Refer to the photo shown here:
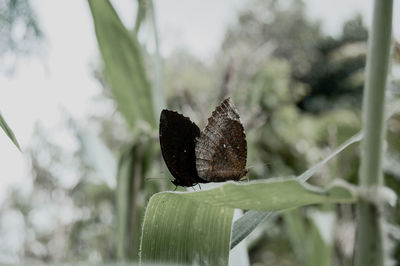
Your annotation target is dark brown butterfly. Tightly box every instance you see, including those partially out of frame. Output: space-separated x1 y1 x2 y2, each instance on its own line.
159 98 247 187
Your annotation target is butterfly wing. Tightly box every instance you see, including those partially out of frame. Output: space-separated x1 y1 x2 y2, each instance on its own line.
159 110 205 187
195 98 247 182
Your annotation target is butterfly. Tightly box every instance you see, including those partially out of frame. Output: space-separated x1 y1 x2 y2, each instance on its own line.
159 98 247 187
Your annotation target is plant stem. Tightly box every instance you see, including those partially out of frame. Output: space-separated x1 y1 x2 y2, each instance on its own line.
134 0 146 36
148 0 166 120
355 1 393 266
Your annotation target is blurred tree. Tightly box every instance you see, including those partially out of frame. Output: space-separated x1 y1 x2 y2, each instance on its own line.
296 15 367 113
222 0 367 114
0 0 43 72
3 124 117 262
163 49 223 125
223 0 320 78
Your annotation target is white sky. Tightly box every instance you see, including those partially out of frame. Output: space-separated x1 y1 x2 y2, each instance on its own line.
0 0 399 201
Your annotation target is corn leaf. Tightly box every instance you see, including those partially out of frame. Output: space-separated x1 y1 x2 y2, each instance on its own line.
140 178 356 265
88 0 156 129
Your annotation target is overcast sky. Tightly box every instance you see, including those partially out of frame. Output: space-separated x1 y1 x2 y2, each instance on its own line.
0 0 399 201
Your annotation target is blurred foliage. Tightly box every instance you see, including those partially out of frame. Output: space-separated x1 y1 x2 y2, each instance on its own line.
0 0 43 72
296 16 367 113
1 0 399 264
222 0 367 114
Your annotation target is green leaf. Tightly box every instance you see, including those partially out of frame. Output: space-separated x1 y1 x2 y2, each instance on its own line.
179 179 355 210
231 131 363 249
230 211 276 249
0 112 21 151
140 192 234 265
140 178 356 265
88 0 156 129
133 0 147 35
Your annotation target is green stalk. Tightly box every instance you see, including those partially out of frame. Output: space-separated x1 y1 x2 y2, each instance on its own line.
134 0 146 36
355 1 393 266
148 0 166 118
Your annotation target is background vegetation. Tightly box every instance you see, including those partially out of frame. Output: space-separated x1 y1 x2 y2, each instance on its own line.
0 0 399 265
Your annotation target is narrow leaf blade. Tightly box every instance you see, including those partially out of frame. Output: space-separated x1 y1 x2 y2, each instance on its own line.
230 211 276 249
88 0 156 129
0 112 21 151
